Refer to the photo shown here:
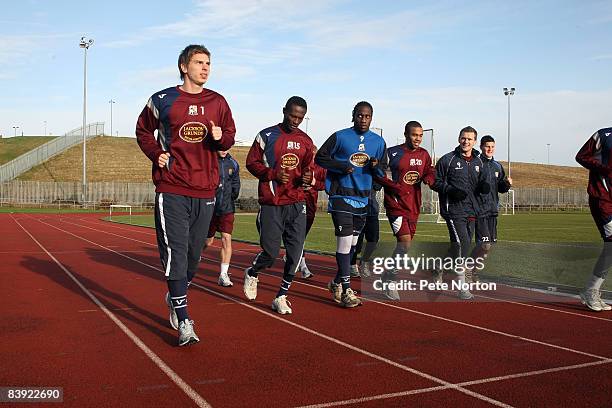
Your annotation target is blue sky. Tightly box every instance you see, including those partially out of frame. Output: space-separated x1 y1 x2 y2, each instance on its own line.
1 0 611 166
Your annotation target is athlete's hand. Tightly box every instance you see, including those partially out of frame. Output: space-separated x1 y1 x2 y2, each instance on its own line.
506 177 513 186
210 120 222 141
369 158 380 169
276 167 290 184
302 169 313 186
158 152 170 168
476 180 491 194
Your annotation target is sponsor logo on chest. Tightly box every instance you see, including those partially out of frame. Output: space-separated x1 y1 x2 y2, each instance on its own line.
409 158 423 166
403 171 420 185
350 152 370 167
179 122 208 143
280 153 299 169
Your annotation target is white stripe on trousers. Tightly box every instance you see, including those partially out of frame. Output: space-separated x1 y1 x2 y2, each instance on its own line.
158 193 172 277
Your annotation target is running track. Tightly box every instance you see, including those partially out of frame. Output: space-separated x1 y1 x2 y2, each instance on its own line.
1 213 611 407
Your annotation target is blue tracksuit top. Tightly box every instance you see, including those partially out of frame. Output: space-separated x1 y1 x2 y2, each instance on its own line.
315 127 386 208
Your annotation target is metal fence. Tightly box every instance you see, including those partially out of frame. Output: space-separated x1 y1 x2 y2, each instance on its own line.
0 122 104 183
0 179 589 211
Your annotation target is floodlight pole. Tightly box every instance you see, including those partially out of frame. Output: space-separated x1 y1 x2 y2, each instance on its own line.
304 117 310 134
546 143 550 165
80 36 94 204
503 87 515 177
109 99 115 137
12 126 19 137
44 121 47 136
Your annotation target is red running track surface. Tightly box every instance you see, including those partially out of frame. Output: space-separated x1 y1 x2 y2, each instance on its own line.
0 213 610 407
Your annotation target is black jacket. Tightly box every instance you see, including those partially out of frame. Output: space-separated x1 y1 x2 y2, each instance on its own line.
432 146 490 219
215 154 240 215
478 156 511 217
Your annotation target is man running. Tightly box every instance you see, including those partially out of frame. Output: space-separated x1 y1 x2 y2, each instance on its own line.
432 126 489 300
315 101 386 308
136 44 236 346
376 121 435 300
243 96 315 314
576 127 612 312
204 150 240 287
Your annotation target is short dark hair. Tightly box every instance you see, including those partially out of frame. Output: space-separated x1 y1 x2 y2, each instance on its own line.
352 101 373 120
480 135 495 146
404 121 423 134
285 96 307 111
178 44 211 80
459 126 478 138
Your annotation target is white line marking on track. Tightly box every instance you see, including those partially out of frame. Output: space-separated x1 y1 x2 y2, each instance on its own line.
34 216 514 408
78 217 612 322
55 216 612 357
292 359 612 408
11 215 212 408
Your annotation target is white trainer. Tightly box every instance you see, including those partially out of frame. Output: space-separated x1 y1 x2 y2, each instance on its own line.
178 319 200 346
340 288 362 308
597 291 612 311
272 295 293 314
580 289 603 312
218 272 233 287
359 261 372 278
458 290 474 300
243 268 259 300
327 280 342 303
301 266 314 279
384 281 401 301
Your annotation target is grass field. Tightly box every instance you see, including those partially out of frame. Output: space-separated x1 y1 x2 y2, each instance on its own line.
108 211 609 291
0 136 56 165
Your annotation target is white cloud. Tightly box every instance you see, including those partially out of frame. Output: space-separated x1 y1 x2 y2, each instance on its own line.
592 54 612 60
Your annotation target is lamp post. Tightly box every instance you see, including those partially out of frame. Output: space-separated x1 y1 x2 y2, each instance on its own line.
503 87 515 177
109 99 115 137
44 121 47 136
80 36 94 203
12 126 19 137
371 127 383 136
303 117 310 134
547 143 551 165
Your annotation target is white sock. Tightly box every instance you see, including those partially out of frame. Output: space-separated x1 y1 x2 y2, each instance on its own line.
300 257 307 270
586 274 605 291
220 263 229 275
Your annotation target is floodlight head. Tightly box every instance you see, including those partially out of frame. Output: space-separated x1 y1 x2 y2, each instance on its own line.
79 37 94 49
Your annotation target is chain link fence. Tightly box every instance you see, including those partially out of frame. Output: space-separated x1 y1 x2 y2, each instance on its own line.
0 179 588 212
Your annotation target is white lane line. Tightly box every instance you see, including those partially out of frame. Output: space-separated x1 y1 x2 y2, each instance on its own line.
35 217 514 408
214 256 612 361
53 216 612 359
293 359 612 408
11 216 212 408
